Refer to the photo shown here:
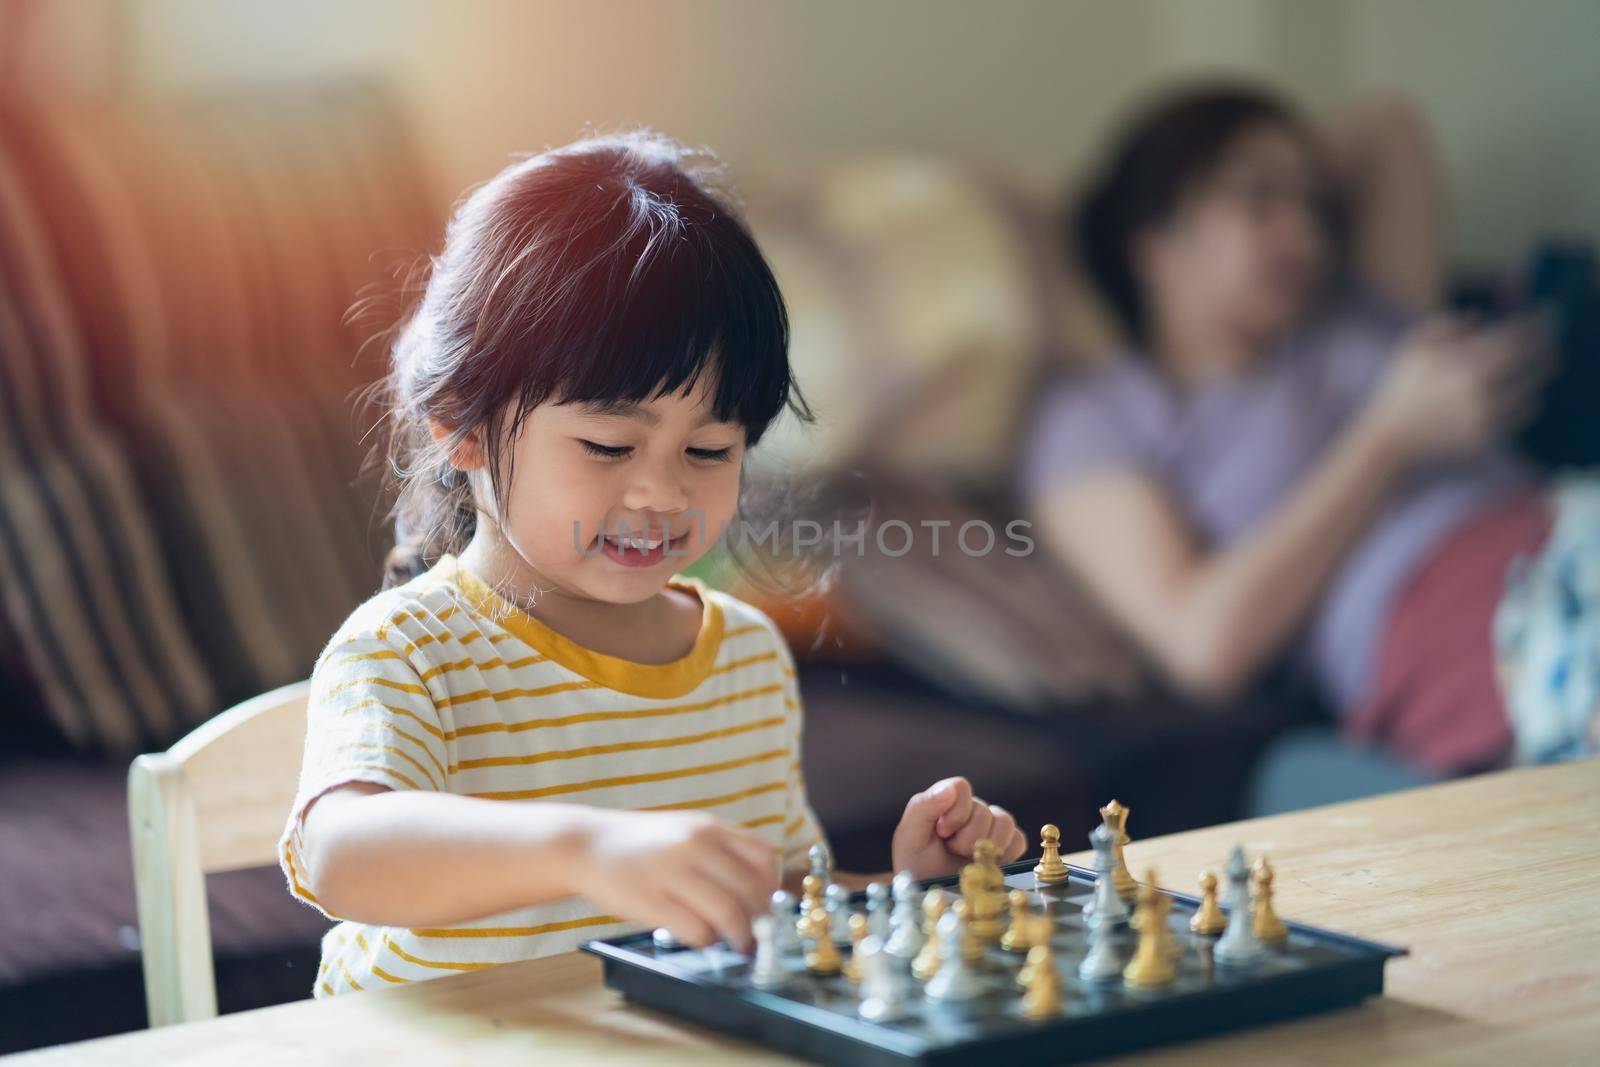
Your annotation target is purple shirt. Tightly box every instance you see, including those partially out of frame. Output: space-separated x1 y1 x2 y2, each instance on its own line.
1019 291 1532 712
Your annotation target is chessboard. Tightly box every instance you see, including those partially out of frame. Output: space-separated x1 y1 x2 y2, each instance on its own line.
584 824 1406 1067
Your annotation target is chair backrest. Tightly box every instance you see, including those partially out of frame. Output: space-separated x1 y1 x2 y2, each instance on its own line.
127 679 310 1027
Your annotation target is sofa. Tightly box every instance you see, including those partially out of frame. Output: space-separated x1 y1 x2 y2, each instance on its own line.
0 87 1319 1054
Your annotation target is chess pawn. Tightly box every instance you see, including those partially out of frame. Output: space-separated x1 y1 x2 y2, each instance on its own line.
1000 889 1034 953
1251 856 1288 942
803 905 843 976
911 891 949 981
843 913 869 983
1190 871 1226 936
770 890 801 953
1122 873 1177 989
1214 845 1265 967
856 934 911 1023
951 898 985 964
1076 905 1123 983
924 906 985 1002
865 881 891 940
1083 822 1130 929
884 874 925 961
1015 914 1055 988
749 915 790 990
1100 799 1138 901
825 882 853 945
1033 823 1069 886
1019 932 1064 1019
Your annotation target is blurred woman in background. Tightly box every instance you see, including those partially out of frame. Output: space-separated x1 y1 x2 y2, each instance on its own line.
1022 85 1593 802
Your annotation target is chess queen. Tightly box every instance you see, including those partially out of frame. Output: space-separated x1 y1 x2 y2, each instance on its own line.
279 129 1029 1000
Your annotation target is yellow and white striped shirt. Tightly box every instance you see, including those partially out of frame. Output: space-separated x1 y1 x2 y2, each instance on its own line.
277 552 825 998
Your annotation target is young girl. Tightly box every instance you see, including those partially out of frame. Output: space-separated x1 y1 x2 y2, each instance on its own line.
278 130 1026 998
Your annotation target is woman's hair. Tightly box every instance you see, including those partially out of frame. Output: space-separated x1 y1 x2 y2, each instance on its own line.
1072 82 1328 344
370 128 811 589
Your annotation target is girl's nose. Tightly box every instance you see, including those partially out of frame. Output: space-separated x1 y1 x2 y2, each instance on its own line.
622 460 689 515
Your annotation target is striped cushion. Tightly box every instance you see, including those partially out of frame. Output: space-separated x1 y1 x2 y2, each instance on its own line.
0 89 436 755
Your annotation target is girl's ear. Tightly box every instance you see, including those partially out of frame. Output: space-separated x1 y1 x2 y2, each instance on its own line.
428 418 487 472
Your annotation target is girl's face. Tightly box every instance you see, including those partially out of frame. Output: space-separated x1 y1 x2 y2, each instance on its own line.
477 373 746 605
1137 122 1329 366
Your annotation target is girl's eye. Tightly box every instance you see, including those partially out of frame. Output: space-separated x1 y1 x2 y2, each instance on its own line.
687 446 734 462
579 440 631 459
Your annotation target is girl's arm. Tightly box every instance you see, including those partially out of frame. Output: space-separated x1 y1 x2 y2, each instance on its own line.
1034 316 1546 704
301 781 778 952
1326 95 1444 315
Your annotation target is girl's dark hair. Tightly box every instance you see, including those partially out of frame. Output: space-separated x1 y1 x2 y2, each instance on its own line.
371 129 811 589
1072 83 1325 343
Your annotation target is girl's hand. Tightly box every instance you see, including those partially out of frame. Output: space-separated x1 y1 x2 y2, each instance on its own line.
1367 311 1554 465
889 776 1026 879
565 808 779 952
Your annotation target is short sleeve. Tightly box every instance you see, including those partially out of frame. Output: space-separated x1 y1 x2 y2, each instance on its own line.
1016 366 1162 505
277 633 450 920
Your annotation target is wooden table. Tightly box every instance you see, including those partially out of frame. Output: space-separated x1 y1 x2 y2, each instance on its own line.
10 759 1599 1066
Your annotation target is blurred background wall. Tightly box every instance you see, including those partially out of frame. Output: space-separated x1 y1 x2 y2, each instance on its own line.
18 0 1589 275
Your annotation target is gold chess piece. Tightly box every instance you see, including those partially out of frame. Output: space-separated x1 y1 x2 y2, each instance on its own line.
961 842 1007 943
911 891 949 981
1015 914 1054 989
1190 870 1226 936
843 912 868 983
1033 823 1069 886
1251 856 1288 942
1020 926 1064 1019
803 905 842 975
798 874 824 939
951 898 985 964
1101 800 1138 901
1123 870 1177 989
1000 889 1034 952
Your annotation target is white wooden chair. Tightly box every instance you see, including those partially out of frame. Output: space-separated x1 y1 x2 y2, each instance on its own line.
127 679 311 1027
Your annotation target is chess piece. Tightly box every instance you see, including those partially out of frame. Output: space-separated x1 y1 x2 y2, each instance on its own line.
866 881 891 940
844 913 869 983
803 905 842 975
798 874 824 941
770 890 801 952
856 935 911 1022
1019 928 1064 1019
911 891 949 981
826 882 853 945
808 842 833 883
1190 871 1226 936
1015 914 1054 988
1082 823 1130 929
652 927 684 951
1101 800 1138 901
951 898 985 964
749 915 790 990
1000 889 1034 952
885 873 925 961
1251 856 1288 942
1214 846 1265 967
1123 872 1177 989
959 860 1006 946
1033 823 1069 886
924 906 985 1002
1076 901 1123 983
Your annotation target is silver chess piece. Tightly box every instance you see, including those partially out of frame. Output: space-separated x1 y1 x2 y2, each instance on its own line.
884 872 925 961
652 927 684 951
769 890 800 953
825 882 854 945
865 881 891 940
808 842 833 883
1213 845 1265 967
749 915 790 990
856 934 911 1022
1076 905 1124 982
924 907 985 1002
1083 822 1130 929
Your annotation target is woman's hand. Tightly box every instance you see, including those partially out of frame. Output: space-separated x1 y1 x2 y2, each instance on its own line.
889 776 1026 879
1367 311 1554 464
565 808 779 952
